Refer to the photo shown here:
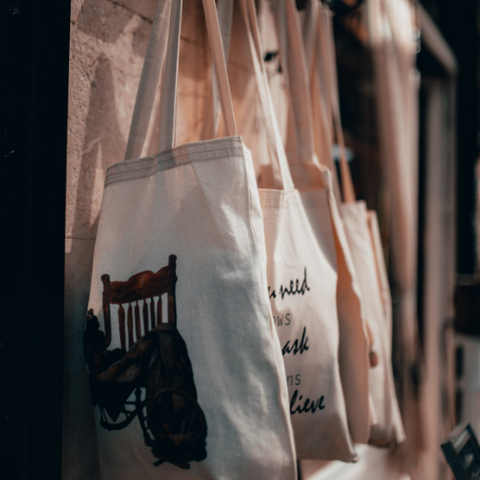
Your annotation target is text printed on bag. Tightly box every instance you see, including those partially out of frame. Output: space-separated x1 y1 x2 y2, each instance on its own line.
269 267 326 415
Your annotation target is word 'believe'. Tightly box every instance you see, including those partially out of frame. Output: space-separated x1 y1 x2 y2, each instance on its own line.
290 389 325 415
268 268 310 300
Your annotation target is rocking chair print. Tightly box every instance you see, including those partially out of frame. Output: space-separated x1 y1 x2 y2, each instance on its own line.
100 254 178 350
84 254 208 469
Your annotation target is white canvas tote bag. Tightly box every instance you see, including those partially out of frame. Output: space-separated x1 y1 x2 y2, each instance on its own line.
239 0 357 461
283 0 372 446
83 0 297 478
318 5 406 447
340 202 406 447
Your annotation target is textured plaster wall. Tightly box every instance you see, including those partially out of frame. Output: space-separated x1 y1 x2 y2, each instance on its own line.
64 1 210 478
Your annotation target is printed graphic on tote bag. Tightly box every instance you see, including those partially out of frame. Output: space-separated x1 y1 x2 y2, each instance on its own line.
83 255 207 470
269 267 327 415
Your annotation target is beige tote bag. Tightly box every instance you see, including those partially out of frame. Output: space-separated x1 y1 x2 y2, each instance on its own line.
240 0 357 461
318 5 406 447
83 0 297 478
288 0 372 446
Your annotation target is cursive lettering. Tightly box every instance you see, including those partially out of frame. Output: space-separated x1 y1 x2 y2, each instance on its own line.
290 389 325 415
268 267 310 300
282 327 309 355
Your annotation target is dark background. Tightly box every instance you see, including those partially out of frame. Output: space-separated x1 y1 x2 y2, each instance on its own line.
0 1 70 479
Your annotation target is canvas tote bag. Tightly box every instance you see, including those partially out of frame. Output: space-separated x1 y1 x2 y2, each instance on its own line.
83 0 298 478
238 0 357 461
318 5 406 447
278 0 372 446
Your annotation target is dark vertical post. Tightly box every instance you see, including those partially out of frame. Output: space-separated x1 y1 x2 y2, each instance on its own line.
0 1 70 479
437 0 479 274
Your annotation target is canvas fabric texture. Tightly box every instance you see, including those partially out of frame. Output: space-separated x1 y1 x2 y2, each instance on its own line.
310 3 405 448
240 0 357 461
84 0 297 478
289 0 372 445
340 203 406 447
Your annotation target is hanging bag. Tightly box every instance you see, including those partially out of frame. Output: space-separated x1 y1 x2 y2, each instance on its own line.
281 0 372 446
318 5 406 448
83 0 297 478
239 0 357 461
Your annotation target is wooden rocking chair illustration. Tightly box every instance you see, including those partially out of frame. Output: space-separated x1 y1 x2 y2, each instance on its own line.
84 254 208 469
101 254 178 350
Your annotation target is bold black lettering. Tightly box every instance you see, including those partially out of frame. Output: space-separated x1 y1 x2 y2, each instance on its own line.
270 268 311 301
300 267 310 295
282 327 309 356
290 390 299 414
290 389 326 415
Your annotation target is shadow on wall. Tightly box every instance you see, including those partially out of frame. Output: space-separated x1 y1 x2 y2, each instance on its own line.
72 53 126 240
64 52 127 480
77 0 156 56
78 0 135 43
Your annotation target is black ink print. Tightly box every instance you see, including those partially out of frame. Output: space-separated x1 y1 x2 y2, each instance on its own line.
84 255 207 470
290 389 326 415
269 268 310 300
286 374 302 386
282 327 309 356
274 313 291 327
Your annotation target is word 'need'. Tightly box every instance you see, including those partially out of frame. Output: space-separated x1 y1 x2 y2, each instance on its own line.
268 267 310 300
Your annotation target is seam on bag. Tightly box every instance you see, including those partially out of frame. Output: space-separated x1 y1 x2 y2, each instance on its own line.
105 143 246 186
300 189 329 208
258 189 305 209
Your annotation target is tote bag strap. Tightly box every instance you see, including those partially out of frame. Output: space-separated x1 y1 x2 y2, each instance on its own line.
124 0 172 160
190 0 293 190
240 0 294 190
125 0 237 159
301 0 318 84
273 0 317 168
159 0 237 151
200 0 234 141
319 5 356 204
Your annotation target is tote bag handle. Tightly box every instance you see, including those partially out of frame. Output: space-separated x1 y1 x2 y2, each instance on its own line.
206 0 294 190
160 0 237 151
124 0 172 160
241 0 295 190
273 0 318 168
200 0 234 141
125 0 237 160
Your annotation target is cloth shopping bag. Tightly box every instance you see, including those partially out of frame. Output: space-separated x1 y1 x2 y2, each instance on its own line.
281 0 372 445
238 0 357 461
340 203 405 447
83 1 297 478
317 4 406 447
